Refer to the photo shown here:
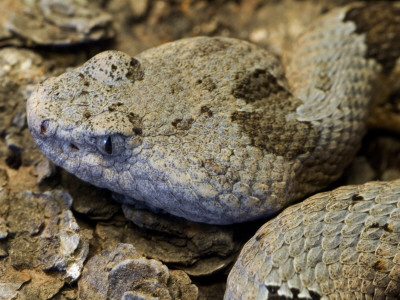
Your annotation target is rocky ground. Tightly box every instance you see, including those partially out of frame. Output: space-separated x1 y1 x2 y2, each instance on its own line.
0 0 399 299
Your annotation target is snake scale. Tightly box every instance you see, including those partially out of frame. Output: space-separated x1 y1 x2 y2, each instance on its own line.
26 1 400 299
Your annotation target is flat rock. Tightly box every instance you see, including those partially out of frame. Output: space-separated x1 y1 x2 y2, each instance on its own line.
0 188 88 298
6 0 114 46
122 205 239 276
78 243 198 300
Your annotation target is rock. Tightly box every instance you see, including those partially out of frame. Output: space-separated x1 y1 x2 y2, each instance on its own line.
197 282 226 300
0 169 8 187
368 59 400 134
122 206 235 258
11 109 26 130
0 189 88 299
78 243 198 300
51 287 78 300
60 171 120 220
0 0 23 48
93 205 241 276
6 0 114 46
0 217 7 239
34 158 57 184
5 131 24 152
18 269 66 299
0 263 31 300
0 47 48 85
6 128 44 170
0 78 23 136
2 190 88 283
381 169 400 181
0 242 7 258
361 133 400 180
344 156 376 185
129 0 149 18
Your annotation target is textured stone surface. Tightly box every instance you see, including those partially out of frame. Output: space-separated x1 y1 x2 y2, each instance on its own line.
6 0 114 46
61 171 120 220
94 208 240 277
78 243 198 300
0 48 47 135
0 189 88 299
122 206 240 276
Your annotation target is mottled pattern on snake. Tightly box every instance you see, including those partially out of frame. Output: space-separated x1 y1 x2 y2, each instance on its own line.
225 179 400 300
27 2 400 225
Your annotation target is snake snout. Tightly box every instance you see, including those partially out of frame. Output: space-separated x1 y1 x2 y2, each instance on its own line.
27 105 58 139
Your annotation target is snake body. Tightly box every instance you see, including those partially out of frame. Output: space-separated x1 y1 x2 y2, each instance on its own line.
224 4 400 298
27 2 400 225
225 179 400 299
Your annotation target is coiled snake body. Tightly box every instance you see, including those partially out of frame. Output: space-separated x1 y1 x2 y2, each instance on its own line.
226 179 400 299
27 2 400 298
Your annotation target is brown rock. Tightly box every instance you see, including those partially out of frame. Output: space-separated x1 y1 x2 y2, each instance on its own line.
78 243 198 300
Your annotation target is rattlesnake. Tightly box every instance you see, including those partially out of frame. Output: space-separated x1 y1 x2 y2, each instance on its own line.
26 1 400 298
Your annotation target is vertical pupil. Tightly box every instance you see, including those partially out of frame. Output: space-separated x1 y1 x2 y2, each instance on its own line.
104 136 112 154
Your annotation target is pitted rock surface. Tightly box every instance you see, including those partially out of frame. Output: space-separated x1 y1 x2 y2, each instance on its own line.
78 243 198 300
27 2 400 224
0 189 88 299
0 47 66 171
0 48 49 136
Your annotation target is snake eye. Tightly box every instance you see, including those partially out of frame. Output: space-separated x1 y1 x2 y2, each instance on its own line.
104 136 112 154
96 135 125 156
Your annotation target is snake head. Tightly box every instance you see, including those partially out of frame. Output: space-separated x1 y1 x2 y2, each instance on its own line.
27 50 145 188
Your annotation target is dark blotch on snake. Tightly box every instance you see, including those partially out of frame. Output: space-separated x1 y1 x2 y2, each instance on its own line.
266 286 321 300
200 105 213 117
231 109 318 160
344 3 400 74
373 258 386 272
126 58 144 82
232 69 286 103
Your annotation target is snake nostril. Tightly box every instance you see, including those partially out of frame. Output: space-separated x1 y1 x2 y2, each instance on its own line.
70 143 79 151
40 121 48 134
